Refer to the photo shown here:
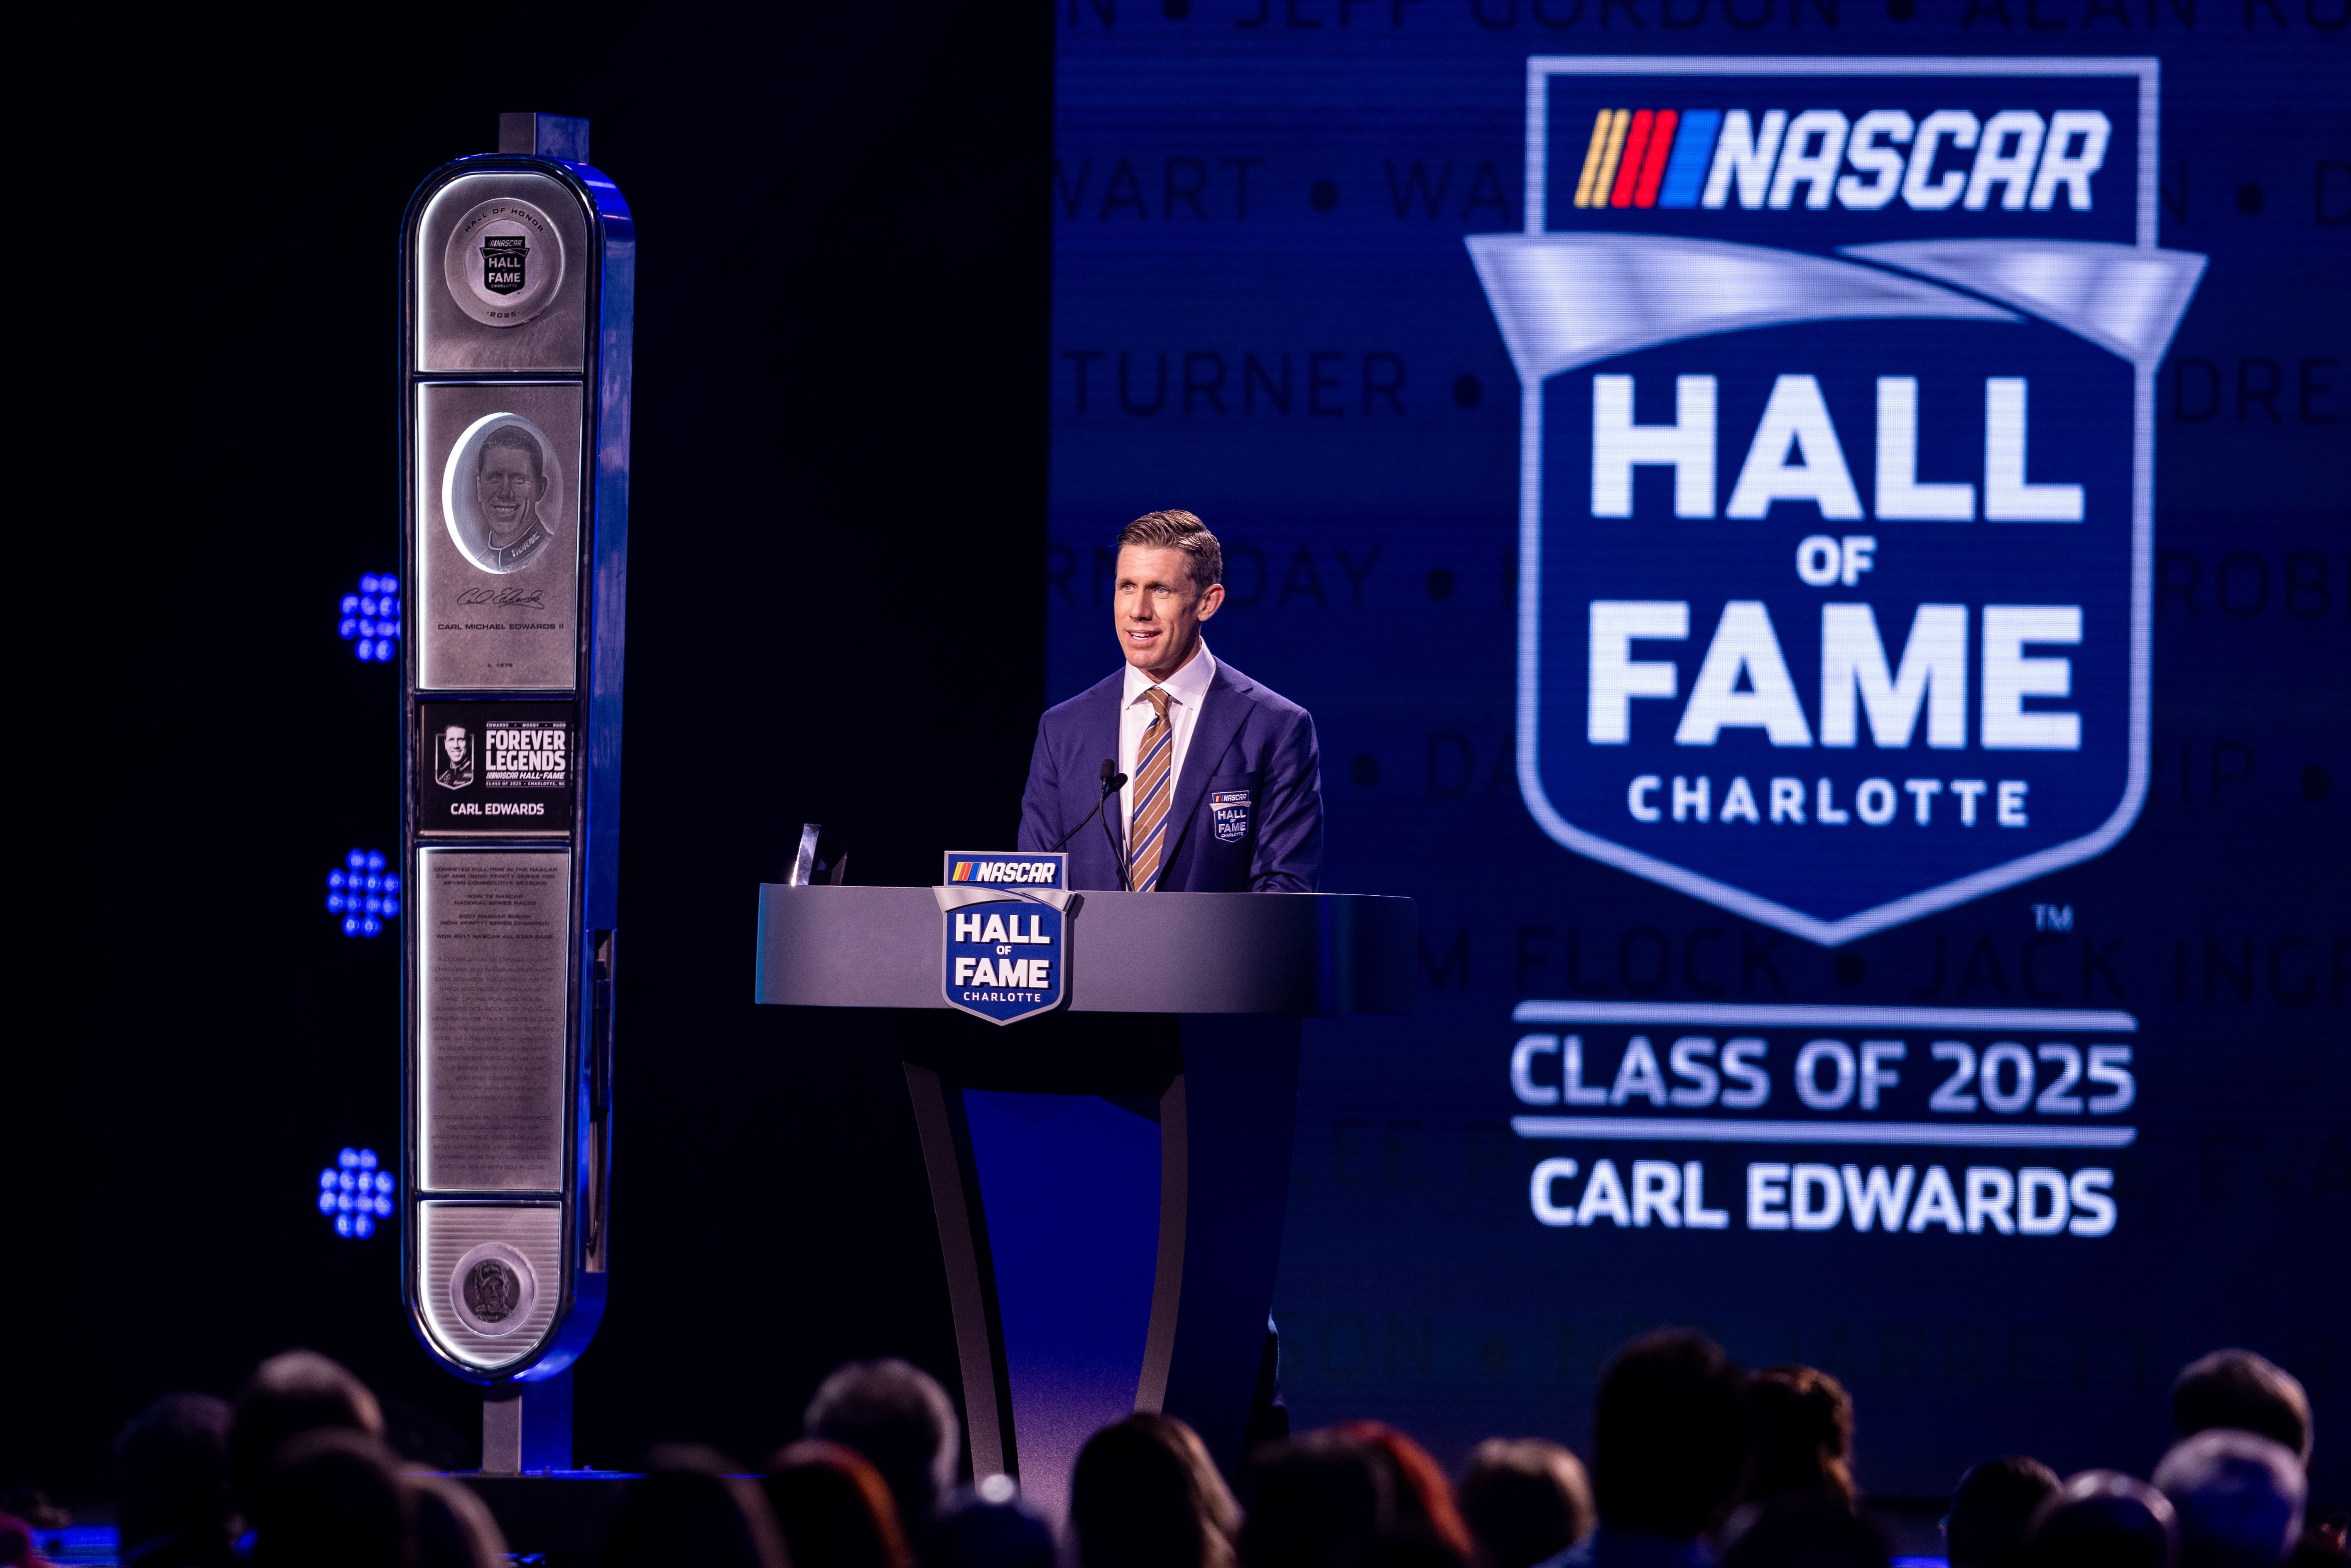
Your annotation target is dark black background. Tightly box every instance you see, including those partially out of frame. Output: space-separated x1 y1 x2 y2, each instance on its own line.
11 0 1047 1500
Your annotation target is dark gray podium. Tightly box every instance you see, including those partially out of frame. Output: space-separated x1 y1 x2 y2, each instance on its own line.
755 885 1413 1521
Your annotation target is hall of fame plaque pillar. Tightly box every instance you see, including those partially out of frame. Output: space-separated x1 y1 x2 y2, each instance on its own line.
400 112 632 1472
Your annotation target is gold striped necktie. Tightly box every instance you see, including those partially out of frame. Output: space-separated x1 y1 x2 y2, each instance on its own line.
1128 686 1174 891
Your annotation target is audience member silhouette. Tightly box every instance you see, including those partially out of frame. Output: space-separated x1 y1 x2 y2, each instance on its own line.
227 1351 385 1519
113 1392 236 1568
248 1428 409 1568
2023 1472 2179 1568
1334 1422 1474 1568
924 1482 1055 1568
2172 1353 2314 1468
1557 1328 1749 1568
2153 1431 2306 1568
1239 1429 1394 1568
604 1445 787 1568
0 1510 55 1568
405 1473 508 1568
1459 1439 1593 1568
804 1360 960 1536
1745 1369 1857 1512
1945 1457 2062 1568
764 1439 912 1568
1071 1414 1242 1568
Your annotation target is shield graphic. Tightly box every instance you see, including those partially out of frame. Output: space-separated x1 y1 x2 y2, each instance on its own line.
1469 58 2204 947
481 234 530 296
939 851 1077 1025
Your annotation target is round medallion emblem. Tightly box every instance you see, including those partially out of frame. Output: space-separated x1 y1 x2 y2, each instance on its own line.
442 198 566 328
449 1242 537 1337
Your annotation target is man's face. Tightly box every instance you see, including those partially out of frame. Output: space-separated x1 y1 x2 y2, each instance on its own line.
476 445 543 540
444 727 468 766
1113 544 1223 682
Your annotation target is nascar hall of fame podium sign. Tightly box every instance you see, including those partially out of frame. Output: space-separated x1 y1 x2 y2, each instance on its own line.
936 853 1078 1025
1468 59 2206 947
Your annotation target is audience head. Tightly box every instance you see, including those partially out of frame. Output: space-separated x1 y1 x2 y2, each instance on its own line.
764 1439 912 1568
248 1427 410 1568
1334 1422 1475 1568
2172 1353 2313 1468
406 1474 508 1568
2153 1431 2306 1568
605 1445 787 1568
2024 1471 2179 1568
1072 1414 1242 1568
1947 1457 2063 1568
1458 1438 1593 1568
1590 1329 1750 1541
114 1392 235 1563
804 1359 960 1531
1720 1500 1890 1568
229 1351 385 1514
1748 1367 1857 1512
925 1480 1055 1568
1239 1429 1394 1568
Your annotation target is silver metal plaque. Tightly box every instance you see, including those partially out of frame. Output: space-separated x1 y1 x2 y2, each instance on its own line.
418 849 572 1192
414 173 589 372
417 1203 563 1371
417 382 581 691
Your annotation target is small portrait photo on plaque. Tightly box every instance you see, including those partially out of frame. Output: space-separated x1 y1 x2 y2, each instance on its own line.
433 723 476 790
441 414 564 575
442 196 567 328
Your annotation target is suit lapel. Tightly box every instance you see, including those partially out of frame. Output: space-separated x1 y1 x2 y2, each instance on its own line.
1084 674 1128 862
1155 661 1253 886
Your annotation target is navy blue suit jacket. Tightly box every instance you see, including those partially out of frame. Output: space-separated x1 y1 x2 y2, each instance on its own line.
1018 659 1323 892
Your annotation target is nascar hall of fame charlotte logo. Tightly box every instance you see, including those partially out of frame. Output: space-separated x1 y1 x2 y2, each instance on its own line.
1468 58 2206 947
937 852 1079 1025
443 197 566 328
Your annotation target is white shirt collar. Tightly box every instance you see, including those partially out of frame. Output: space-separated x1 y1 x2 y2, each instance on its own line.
1123 641 1216 709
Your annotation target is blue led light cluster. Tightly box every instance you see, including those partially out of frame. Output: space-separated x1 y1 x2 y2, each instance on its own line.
340 573 401 663
326 849 400 938
320 1147 395 1238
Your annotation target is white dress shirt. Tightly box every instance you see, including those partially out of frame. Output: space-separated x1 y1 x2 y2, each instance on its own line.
1120 642 1217 843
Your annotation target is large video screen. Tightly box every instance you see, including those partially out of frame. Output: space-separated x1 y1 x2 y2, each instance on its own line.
1051 14 2346 1499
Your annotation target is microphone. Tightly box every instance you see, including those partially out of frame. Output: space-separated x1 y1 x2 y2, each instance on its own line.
1047 759 1128 853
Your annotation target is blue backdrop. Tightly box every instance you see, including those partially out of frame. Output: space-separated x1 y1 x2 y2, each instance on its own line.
1051 5 2347 1503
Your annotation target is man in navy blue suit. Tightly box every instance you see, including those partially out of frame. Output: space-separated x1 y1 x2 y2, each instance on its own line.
1020 510 1323 892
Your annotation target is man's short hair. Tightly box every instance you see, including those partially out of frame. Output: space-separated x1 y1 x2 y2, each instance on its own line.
803 1358 959 1530
477 426 545 483
2172 1350 2313 1465
1589 1328 1750 1541
2153 1430 2306 1568
1117 510 1222 594
1946 1456 2062 1568
2022 1472 2178 1568
228 1350 384 1513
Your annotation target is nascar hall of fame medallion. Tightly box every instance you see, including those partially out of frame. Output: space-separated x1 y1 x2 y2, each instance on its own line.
417 703 576 835
1468 58 2205 947
1211 790 1253 845
936 852 1079 1026
449 1241 537 1338
442 413 563 576
442 197 566 328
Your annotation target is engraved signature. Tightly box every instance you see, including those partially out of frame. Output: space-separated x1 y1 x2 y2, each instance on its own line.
456 586 549 608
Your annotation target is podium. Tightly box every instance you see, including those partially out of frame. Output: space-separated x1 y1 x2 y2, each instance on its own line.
755 885 1413 1520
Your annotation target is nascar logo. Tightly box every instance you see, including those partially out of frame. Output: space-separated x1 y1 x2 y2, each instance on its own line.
948 859 1060 885
1568 106 2112 214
